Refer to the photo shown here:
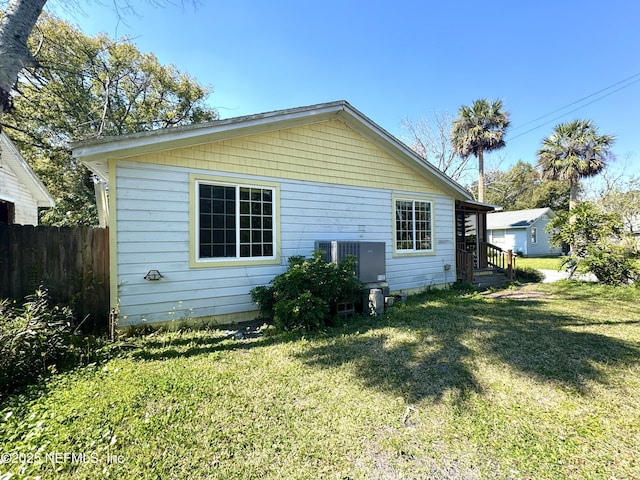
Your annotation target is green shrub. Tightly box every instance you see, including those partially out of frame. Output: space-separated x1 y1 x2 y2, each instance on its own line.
250 285 276 319
515 267 545 283
0 289 79 394
580 245 638 286
273 292 329 331
251 253 364 330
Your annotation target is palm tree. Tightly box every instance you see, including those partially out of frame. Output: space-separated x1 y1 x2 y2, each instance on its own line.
537 120 615 211
451 99 510 202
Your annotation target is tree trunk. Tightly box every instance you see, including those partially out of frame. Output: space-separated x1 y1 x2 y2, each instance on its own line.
0 0 48 118
568 179 578 211
477 149 485 203
569 179 578 254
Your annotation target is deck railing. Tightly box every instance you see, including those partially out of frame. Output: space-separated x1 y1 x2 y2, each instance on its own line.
485 242 515 280
456 249 475 284
456 243 515 283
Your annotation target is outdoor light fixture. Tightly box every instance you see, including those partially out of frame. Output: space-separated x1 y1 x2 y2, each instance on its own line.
144 269 163 281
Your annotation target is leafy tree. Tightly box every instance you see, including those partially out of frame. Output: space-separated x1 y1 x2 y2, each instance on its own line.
596 167 640 239
547 202 637 285
0 0 194 122
601 189 640 233
451 99 510 202
529 180 570 212
401 111 473 183
483 161 570 212
548 202 621 257
484 161 539 209
537 119 615 211
3 13 217 225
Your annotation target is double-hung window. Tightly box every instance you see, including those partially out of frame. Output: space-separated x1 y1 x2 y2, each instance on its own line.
197 181 276 260
394 197 433 253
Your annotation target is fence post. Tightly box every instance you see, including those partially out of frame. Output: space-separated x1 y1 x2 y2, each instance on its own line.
506 250 514 280
109 308 117 341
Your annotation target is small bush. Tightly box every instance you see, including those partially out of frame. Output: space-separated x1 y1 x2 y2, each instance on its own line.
515 267 545 283
251 253 364 330
250 285 276 319
274 292 329 331
0 289 80 394
581 245 638 286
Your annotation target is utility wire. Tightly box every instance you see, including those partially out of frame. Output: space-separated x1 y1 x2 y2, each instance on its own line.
508 73 640 142
510 71 640 132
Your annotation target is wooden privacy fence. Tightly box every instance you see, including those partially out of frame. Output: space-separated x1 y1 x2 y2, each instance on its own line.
0 224 109 331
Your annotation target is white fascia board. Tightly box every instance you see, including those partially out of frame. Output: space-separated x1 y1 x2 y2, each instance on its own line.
1 133 55 207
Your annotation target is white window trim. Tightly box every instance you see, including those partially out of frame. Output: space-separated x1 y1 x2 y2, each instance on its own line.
190 174 280 268
393 195 435 255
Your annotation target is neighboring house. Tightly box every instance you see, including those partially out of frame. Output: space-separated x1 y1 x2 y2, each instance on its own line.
73 101 489 327
486 207 562 257
0 132 55 225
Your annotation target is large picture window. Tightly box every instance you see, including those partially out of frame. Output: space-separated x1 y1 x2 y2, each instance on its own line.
395 198 433 252
198 182 275 259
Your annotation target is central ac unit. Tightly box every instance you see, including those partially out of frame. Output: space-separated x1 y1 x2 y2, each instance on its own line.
315 241 386 284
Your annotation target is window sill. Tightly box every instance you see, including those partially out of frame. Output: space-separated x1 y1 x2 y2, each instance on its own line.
190 256 281 268
392 250 435 258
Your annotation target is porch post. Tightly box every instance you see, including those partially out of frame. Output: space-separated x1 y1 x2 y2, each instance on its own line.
477 213 487 268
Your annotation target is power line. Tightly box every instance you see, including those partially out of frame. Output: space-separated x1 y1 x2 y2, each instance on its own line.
508 72 640 141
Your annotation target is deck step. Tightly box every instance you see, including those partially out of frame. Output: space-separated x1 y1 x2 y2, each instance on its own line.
472 271 511 289
474 268 498 276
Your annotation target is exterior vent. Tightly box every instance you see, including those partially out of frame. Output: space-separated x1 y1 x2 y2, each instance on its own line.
315 241 386 283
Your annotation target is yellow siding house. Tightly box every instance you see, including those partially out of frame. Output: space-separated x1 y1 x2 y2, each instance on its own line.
73 101 474 327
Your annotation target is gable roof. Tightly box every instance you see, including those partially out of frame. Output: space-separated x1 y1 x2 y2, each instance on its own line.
0 132 55 207
72 100 472 200
487 208 555 229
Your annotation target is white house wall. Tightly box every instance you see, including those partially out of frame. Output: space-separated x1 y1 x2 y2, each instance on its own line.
114 161 455 326
0 160 39 225
508 229 527 256
488 229 520 255
528 217 562 256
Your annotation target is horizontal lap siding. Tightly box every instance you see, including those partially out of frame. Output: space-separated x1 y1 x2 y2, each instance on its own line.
282 182 455 292
528 219 562 256
387 196 455 291
0 161 40 225
115 119 457 325
279 182 389 257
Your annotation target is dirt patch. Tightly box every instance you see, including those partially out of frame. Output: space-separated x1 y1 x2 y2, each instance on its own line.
483 286 551 302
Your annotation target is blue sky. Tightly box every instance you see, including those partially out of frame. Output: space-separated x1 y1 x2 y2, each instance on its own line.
54 0 640 180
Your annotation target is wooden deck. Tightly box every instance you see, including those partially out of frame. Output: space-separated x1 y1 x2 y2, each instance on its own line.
456 242 515 289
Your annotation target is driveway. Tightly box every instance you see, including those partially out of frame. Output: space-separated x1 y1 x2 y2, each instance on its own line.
539 269 597 283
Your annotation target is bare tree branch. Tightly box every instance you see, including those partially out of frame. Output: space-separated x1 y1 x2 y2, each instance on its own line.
401 111 473 183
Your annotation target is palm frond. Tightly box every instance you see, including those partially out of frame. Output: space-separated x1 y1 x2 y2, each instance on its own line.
537 119 615 182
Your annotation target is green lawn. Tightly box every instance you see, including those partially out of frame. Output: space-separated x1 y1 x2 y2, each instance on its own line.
515 255 566 271
2 282 640 479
